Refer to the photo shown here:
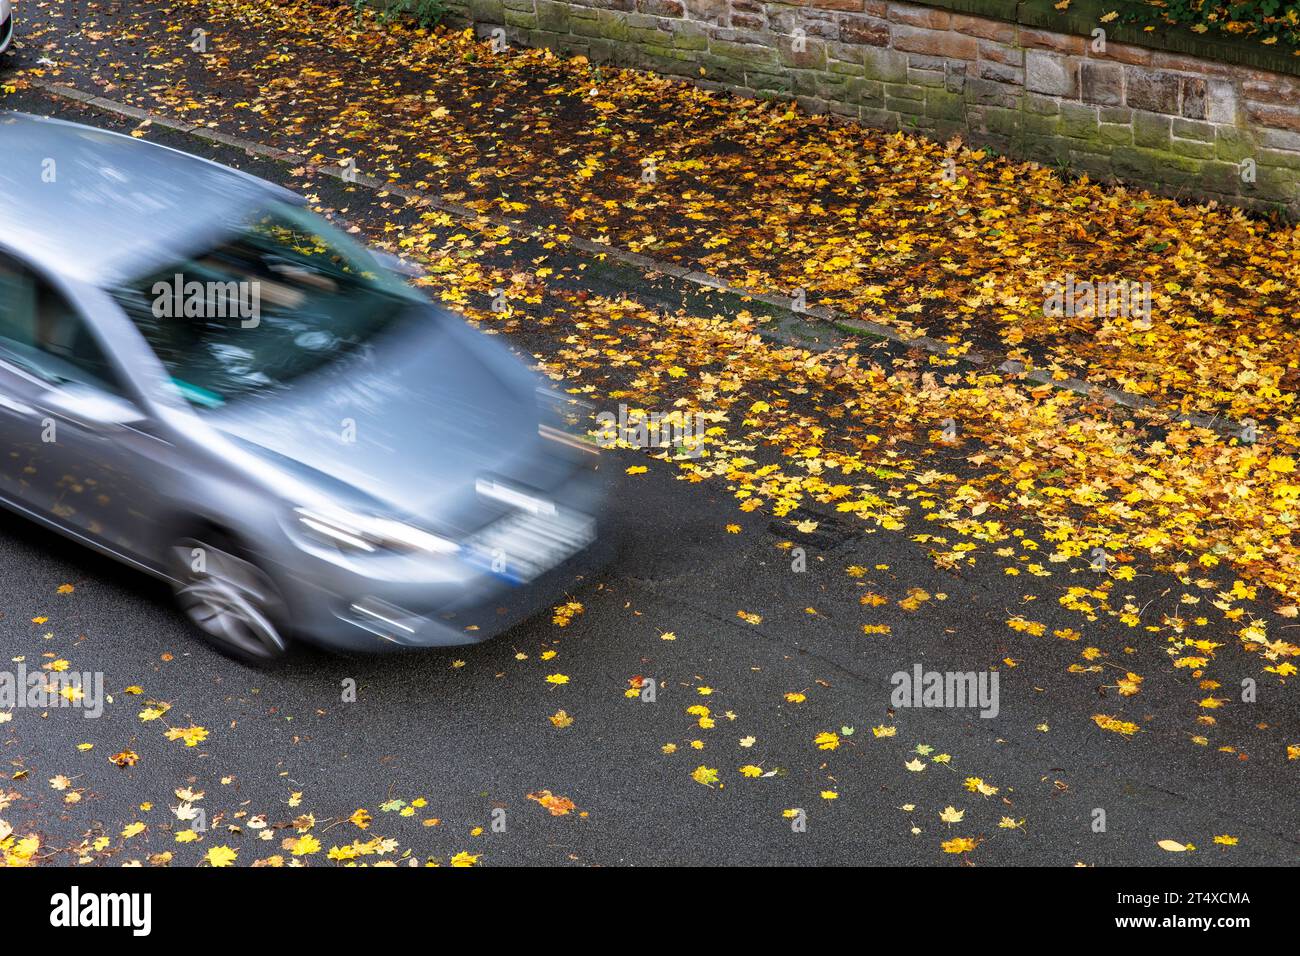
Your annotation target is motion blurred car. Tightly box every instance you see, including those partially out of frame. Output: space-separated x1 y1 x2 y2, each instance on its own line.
0 0 13 56
0 112 609 662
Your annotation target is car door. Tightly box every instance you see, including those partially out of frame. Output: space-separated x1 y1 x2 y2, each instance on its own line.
0 251 164 562
0 258 48 507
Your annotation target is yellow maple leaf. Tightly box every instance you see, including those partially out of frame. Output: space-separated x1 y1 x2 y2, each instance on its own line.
1116 672 1143 696
691 765 719 787
165 725 209 747
527 790 578 815
813 731 840 751
551 601 584 626
287 834 321 855
1092 714 1139 736
204 845 238 867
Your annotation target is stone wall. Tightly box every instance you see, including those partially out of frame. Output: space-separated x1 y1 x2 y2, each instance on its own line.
445 0 1300 217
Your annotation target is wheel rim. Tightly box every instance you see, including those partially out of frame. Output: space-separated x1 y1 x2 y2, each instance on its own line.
172 539 286 659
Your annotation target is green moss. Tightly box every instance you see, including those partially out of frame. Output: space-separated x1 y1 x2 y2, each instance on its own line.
1213 127 1254 163
1132 111 1171 150
1098 122 1134 146
1060 102 1098 139
925 89 966 121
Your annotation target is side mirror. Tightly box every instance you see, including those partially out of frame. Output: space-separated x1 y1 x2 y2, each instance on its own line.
43 384 145 429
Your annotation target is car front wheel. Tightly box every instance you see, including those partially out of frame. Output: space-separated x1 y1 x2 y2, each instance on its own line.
169 534 288 663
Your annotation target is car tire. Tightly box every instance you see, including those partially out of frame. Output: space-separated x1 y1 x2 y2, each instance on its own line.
168 531 290 664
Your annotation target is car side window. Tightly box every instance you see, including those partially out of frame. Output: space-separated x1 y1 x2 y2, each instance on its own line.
0 255 127 396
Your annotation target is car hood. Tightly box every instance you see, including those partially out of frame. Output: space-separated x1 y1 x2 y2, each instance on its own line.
208 308 567 534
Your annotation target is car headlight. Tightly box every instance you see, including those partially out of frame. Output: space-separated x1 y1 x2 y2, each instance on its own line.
293 507 459 555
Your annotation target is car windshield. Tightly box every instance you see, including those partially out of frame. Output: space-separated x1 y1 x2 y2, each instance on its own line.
111 201 421 409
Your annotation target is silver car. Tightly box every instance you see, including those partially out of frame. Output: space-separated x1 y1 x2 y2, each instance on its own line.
0 112 609 662
0 0 12 56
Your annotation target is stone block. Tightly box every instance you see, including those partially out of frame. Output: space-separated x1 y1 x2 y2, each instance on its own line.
1018 28 1085 55
837 14 889 47
1132 110 1171 150
891 24 976 60
1060 101 1098 138
887 3 949 29
1079 60 1123 106
1025 50 1075 97
1171 136 1215 160
1126 68 1180 114
862 45 907 82
1214 126 1254 163
1172 118 1214 142
1098 122 1133 146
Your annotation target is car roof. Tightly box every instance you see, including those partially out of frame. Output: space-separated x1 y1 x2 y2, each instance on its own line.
0 112 303 285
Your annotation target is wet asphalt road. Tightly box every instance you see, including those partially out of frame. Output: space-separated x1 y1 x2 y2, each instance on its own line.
0 86 1296 868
